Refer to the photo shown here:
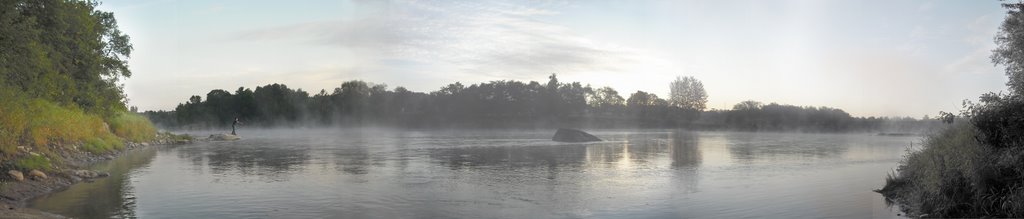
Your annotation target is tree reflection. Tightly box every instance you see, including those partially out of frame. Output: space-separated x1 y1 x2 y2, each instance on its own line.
724 132 850 163
30 147 159 218
175 142 312 181
332 147 373 175
430 145 588 169
671 131 702 168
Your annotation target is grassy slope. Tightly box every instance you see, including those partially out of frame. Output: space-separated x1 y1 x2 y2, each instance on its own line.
0 88 157 171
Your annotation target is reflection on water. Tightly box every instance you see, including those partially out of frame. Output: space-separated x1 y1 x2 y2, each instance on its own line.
31 129 914 218
30 146 158 219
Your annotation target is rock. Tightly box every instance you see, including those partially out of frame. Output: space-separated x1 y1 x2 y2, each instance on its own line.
552 128 602 142
69 169 110 179
28 169 47 180
8 170 24 181
70 170 98 178
141 142 150 146
208 134 241 141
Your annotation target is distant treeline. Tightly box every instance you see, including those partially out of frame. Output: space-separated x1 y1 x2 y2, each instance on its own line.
143 74 939 132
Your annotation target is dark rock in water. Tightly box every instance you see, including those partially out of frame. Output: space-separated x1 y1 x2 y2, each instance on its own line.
552 128 602 142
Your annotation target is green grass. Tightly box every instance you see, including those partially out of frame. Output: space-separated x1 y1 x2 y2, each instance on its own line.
163 132 194 142
109 112 157 143
81 135 125 154
1 88 157 158
13 154 51 171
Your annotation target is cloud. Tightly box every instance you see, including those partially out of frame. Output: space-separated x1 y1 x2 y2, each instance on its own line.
226 0 665 81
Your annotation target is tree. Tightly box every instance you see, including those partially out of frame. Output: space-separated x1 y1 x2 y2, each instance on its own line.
732 100 762 111
669 76 708 111
589 86 625 108
993 2 1024 96
0 0 133 117
627 91 661 107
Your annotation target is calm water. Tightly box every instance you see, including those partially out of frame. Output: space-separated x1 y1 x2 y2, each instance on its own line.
31 129 915 218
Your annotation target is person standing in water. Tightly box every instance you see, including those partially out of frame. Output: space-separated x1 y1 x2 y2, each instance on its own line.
232 117 242 135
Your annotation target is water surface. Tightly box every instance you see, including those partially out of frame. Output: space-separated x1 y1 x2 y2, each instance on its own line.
31 129 913 218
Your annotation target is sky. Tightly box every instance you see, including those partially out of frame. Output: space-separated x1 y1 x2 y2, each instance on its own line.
100 0 1010 117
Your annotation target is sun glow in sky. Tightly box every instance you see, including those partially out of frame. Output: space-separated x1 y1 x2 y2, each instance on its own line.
103 0 1009 117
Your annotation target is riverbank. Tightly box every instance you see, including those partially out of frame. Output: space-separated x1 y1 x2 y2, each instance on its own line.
878 102 1024 217
0 132 192 218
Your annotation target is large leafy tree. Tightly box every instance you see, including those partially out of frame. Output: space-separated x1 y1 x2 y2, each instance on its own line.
0 0 133 116
993 2 1024 96
668 76 708 111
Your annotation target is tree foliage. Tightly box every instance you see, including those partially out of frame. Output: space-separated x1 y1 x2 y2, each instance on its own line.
669 76 708 111
993 2 1024 96
0 1 152 159
148 75 932 132
0 0 133 117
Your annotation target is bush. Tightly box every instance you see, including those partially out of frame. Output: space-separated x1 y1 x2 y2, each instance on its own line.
970 93 1024 149
109 112 157 142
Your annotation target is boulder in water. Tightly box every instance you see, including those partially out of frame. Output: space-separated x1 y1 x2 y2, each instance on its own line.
552 128 602 142
208 134 241 141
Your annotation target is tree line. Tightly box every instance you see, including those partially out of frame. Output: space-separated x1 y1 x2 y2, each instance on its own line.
144 74 937 132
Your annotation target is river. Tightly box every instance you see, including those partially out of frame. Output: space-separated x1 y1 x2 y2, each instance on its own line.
30 129 913 218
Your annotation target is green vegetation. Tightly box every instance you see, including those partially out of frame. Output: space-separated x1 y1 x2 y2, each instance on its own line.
81 135 125 154
161 131 194 143
879 2 1024 217
13 154 51 171
1 1 156 169
146 75 934 131
109 112 157 143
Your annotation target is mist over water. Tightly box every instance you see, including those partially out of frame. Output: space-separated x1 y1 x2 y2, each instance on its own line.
31 129 913 218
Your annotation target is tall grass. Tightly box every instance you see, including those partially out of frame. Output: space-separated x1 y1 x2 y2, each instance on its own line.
0 88 157 158
0 89 29 154
24 99 113 153
881 122 1024 217
109 112 157 143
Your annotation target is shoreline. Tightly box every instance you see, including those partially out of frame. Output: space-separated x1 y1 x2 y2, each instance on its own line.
0 133 192 218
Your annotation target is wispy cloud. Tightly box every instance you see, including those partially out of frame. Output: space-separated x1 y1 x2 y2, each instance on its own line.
227 0 665 81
